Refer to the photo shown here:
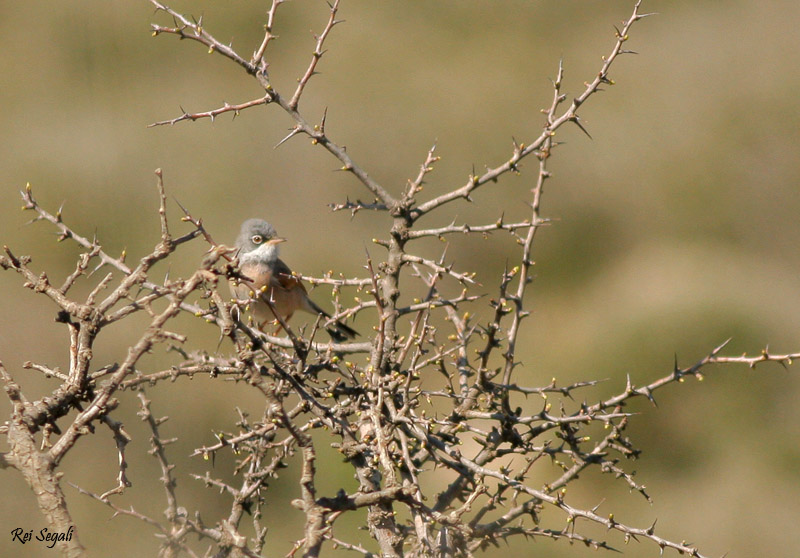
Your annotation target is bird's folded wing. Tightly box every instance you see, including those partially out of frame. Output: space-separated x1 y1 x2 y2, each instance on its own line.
270 258 307 294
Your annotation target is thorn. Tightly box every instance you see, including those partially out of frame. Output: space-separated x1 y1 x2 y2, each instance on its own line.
591 498 606 513
710 337 732 356
641 387 657 407
275 126 301 149
89 261 104 277
553 56 564 88
646 518 657 535
570 116 592 139
174 197 191 218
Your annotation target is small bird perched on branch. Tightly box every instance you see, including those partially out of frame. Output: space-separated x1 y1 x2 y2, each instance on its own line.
231 218 358 341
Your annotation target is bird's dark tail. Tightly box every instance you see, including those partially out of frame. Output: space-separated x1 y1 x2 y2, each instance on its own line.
326 320 359 342
308 300 359 341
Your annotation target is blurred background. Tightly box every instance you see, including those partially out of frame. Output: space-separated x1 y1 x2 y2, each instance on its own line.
1 0 799 556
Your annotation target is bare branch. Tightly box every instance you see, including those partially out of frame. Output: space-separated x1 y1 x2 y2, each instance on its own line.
149 96 271 127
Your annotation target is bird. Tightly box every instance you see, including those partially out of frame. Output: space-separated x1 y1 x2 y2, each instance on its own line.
230 218 358 341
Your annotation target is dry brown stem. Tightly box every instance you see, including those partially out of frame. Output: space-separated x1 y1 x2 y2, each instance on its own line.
1 2 793 558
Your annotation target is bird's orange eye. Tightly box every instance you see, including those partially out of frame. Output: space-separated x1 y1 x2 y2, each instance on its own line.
251 235 264 244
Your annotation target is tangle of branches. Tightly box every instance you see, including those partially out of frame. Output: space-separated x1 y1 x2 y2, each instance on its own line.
1 2 796 558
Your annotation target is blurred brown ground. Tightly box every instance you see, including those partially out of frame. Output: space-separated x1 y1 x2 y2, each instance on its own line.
1 1 799 556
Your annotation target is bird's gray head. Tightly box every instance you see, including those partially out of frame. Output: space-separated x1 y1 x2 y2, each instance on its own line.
235 219 285 264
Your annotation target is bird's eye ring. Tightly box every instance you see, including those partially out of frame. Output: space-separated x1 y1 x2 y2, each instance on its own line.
251 235 264 244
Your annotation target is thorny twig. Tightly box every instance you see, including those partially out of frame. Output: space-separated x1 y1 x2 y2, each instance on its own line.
2 2 794 558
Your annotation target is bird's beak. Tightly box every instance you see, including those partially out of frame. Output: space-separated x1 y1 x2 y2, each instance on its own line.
269 237 287 245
